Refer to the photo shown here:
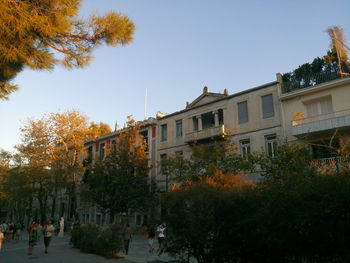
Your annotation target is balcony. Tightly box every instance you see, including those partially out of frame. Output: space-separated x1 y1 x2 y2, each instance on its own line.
312 157 350 172
185 124 225 142
292 109 350 137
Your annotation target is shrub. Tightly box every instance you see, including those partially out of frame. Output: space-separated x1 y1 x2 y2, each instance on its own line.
165 171 350 263
71 223 124 256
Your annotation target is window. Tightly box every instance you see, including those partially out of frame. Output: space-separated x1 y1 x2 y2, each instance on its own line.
140 130 149 152
176 120 183 138
262 94 275 118
201 112 215 129
305 97 333 117
265 134 277 157
218 109 224 125
193 117 198 131
238 101 248 124
86 146 93 164
175 151 183 157
99 143 105 160
161 124 167 141
160 153 168 173
111 140 117 152
240 139 251 159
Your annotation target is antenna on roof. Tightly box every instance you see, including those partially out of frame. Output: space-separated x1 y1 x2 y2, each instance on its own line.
114 121 118 132
144 88 148 120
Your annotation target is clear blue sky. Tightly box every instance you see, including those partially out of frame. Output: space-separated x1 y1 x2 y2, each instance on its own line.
1 0 349 152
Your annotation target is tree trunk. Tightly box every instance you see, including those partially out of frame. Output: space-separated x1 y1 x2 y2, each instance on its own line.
70 182 80 220
109 211 115 224
51 195 56 219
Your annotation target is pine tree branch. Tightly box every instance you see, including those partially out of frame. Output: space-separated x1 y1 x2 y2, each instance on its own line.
40 35 71 55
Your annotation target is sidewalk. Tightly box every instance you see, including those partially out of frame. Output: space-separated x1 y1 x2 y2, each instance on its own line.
0 234 173 263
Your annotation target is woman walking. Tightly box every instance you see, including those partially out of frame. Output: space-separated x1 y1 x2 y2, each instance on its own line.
156 223 166 256
27 221 39 255
147 224 156 253
43 221 55 254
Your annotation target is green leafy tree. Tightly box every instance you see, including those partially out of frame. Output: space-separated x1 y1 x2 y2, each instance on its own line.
160 140 253 185
164 173 255 263
84 118 152 223
282 27 350 91
0 0 135 99
165 142 350 263
254 141 314 181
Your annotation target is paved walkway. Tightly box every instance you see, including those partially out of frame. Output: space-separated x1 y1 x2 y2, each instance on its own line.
0 234 173 263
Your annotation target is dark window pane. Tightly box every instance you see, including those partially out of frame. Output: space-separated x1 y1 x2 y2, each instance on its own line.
262 94 275 118
238 101 248 124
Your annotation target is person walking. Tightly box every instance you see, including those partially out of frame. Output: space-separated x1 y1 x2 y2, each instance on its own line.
147 224 156 253
43 221 55 254
37 223 43 242
123 223 132 255
8 222 14 242
156 223 166 256
0 221 8 241
15 222 22 241
0 228 4 251
27 221 39 255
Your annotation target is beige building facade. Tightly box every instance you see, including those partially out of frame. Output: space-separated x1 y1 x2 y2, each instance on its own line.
80 72 350 224
155 73 350 189
279 74 350 162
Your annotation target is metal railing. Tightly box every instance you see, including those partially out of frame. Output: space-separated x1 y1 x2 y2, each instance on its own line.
313 156 350 169
291 108 350 127
185 124 225 142
282 71 350 93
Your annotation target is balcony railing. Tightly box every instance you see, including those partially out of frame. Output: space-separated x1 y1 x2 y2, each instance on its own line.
282 71 350 94
292 108 350 127
185 124 225 142
291 108 350 136
313 156 350 170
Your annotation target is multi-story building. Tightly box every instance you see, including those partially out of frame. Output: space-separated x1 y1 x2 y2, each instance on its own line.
80 118 157 226
156 81 282 189
156 73 350 188
279 72 350 164
80 71 350 225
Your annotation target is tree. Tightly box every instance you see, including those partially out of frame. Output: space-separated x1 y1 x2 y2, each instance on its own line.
160 140 253 185
165 142 350 263
84 118 152 223
0 150 12 217
16 110 96 221
164 172 255 263
88 122 112 138
282 27 350 91
327 26 350 76
0 0 135 100
16 117 55 222
254 141 314 181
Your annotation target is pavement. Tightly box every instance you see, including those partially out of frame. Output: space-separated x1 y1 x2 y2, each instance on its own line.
0 234 173 263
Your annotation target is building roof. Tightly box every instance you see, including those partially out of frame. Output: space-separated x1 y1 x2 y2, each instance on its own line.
158 80 278 120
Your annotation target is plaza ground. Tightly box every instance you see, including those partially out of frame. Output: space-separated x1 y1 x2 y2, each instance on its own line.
0 234 172 263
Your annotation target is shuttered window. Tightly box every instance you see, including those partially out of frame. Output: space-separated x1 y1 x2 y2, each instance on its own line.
262 94 275 119
161 124 167 141
238 101 248 124
306 98 333 117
